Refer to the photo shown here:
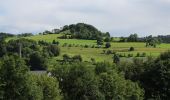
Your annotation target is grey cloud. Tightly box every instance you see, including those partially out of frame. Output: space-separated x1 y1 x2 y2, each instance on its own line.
0 0 170 36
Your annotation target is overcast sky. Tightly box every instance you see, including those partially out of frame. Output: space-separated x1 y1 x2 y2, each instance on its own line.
0 0 170 36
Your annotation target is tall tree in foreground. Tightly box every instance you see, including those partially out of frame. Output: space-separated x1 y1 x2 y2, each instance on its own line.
52 63 104 100
140 51 170 99
0 55 29 100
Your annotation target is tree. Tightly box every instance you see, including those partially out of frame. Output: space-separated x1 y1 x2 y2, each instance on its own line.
52 40 59 45
0 41 7 57
60 23 104 40
105 42 111 48
95 62 115 75
140 51 170 99
129 47 135 51
72 55 82 62
29 52 48 70
98 71 144 100
104 37 111 42
145 35 161 48
0 55 29 100
97 36 103 46
112 54 120 64
52 63 104 100
46 45 60 57
63 54 71 62
36 75 62 100
127 33 138 42
105 32 110 37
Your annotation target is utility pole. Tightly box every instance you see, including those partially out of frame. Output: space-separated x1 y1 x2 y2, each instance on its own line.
19 43 22 58
17 35 22 58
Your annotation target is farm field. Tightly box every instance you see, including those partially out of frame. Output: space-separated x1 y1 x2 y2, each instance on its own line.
7 34 170 62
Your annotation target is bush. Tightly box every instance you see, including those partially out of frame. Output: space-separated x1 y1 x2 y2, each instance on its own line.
72 55 82 62
52 40 59 45
136 52 140 57
141 52 146 57
46 45 60 57
105 42 111 48
91 45 95 48
75 44 79 47
29 52 48 70
62 43 68 47
84 45 89 48
68 44 72 47
129 47 135 51
119 53 126 57
106 50 112 55
128 53 133 57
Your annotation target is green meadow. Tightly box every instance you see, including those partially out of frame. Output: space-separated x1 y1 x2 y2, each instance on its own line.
7 34 170 62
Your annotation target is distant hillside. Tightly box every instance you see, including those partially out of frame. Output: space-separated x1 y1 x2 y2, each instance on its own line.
0 32 14 40
59 23 110 40
158 35 170 43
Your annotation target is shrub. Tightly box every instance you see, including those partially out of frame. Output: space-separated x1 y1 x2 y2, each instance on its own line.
84 45 89 48
103 50 106 54
91 45 95 48
141 52 146 57
75 44 79 47
72 55 82 62
129 47 135 51
105 42 111 48
46 44 60 57
106 50 112 55
52 40 59 45
128 53 133 57
68 44 72 47
136 52 140 57
62 43 68 47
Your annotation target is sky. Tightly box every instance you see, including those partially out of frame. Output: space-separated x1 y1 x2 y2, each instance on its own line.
0 0 170 37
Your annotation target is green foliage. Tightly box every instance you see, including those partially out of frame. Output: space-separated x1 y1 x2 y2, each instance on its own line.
106 50 112 55
98 72 144 100
0 41 7 57
0 55 29 100
105 42 111 48
7 38 37 54
128 53 133 57
140 51 170 99
62 54 82 63
97 36 104 46
118 58 146 81
52 40 59 45
60 23 104 40
46 44 60 57
127 33 138 42
113 54 120 64
104 37 111 42
95 62 116 75
29 52 48 70
36 75 62 100
0 32 14 40
38 40 50 46
52 63 104 100
129 47 135 51
145 35 161 48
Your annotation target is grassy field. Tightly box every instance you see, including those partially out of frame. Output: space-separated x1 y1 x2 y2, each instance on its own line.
7 34 170 62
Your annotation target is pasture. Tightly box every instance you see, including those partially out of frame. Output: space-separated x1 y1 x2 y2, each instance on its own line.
7 34 170 62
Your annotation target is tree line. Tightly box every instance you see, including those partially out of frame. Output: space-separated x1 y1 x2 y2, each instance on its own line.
0 50 170 99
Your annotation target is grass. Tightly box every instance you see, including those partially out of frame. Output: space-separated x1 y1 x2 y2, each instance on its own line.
6 34 170 62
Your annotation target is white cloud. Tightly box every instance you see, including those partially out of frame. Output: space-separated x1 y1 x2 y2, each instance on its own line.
0 0 170 36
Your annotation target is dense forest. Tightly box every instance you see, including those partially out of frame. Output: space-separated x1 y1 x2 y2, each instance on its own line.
0 23 170 100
